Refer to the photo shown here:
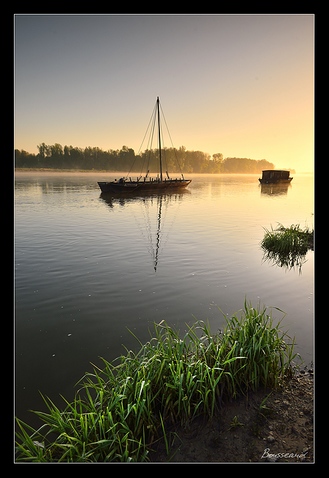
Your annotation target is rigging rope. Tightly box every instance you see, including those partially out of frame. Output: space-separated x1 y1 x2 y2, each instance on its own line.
159 102 185 177
125 97 185 179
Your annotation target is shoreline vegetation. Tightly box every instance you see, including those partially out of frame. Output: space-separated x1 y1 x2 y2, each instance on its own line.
16 301 305 463
14 144 285 174
14 168 270 174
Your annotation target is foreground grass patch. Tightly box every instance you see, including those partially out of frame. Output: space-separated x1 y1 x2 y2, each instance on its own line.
15 301 298 462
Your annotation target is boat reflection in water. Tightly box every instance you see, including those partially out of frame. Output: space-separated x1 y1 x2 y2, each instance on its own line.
100 190 190 271
260 182 291 196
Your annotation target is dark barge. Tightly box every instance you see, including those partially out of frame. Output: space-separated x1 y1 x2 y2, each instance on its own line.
258 170 293 184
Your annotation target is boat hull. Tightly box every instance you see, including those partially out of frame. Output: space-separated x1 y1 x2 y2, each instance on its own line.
258 178 293 184
98 179 191 194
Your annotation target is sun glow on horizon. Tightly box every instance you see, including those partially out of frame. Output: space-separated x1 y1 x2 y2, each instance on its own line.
15 14 314 174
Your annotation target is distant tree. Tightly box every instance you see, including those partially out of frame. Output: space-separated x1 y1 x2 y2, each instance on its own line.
221 157 274 173
211 153 223 173
212 153 223 163
15 149 37 168
37 143 50 159
118 146 135 171
15 143 275 173
50 143 64 161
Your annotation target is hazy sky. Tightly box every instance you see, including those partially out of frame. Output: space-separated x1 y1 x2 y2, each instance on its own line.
14 14 314 172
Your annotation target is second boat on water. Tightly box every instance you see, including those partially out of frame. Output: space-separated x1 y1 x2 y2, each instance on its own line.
98 97 191 194
258 170 293 184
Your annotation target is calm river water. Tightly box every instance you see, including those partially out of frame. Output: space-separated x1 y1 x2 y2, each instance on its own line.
15 172 314 426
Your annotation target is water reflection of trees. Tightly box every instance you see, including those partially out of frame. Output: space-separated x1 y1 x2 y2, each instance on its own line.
15 177 95 195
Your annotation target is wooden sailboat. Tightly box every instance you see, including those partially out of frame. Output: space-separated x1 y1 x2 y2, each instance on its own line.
98 97 191 194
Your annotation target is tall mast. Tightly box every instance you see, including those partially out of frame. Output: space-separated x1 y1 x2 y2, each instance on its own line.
157 97 163 181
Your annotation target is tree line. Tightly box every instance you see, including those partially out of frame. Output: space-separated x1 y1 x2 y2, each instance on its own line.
15 143 275 174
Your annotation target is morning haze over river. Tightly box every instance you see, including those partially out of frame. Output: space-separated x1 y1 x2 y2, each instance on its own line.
15 171 313 426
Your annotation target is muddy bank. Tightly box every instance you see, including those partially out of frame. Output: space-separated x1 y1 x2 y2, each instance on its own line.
150 370 314 463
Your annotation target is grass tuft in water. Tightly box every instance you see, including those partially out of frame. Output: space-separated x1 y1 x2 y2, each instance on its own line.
261 223 314 270
15 301 299 462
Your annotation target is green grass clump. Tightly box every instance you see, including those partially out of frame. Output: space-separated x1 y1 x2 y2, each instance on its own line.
261 223 314 270
15 301 298 462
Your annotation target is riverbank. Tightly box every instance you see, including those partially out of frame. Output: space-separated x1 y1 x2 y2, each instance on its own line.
150 369 314 462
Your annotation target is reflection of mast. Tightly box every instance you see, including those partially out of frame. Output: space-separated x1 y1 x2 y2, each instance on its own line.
154 195 163 272
100 190 190 272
